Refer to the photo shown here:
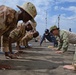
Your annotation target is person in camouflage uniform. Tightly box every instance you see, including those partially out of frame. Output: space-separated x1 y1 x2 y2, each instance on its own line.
8 22 33 58
21 31 39 48
0 2 37 69
20 20 37 48
0 2 37 58
50 25 76 70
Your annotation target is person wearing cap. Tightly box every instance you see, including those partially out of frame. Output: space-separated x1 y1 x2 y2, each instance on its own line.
50 25 67 53
50 25 76 70
0 2 37 55
0 2 37 36
40 29 58 47
20 31 39 48
50 25 76 53
0 2 37 60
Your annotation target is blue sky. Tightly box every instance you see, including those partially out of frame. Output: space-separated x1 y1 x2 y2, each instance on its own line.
0 0 76 35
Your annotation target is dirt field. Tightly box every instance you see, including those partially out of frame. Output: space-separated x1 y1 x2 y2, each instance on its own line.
0 41 76 75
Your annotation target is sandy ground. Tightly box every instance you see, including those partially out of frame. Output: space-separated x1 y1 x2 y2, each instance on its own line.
0 41 76 75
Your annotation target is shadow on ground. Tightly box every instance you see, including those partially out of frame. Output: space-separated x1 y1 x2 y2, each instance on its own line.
0 59 61 70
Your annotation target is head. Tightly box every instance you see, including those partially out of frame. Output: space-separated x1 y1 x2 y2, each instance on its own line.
17 2 37 23
50 25 59 36
45 29 49 34
17 22 23 30
25 22 33 31
33 31 39 38
29 19 37 31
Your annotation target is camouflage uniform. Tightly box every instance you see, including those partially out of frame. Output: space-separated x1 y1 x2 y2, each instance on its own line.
21 20 37 47
0 5 18 52
21 31 33 47
58 30 76 68
50 26 76 69
0 5 18 36
9 23 26 44
9 28 22 42
58 30 76 52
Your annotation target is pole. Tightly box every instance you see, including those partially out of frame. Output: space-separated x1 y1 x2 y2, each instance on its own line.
45 11 47 29
58 15 60 28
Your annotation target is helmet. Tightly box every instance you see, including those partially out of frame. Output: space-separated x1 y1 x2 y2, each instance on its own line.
50 25 59 32
17 2 37 18
45 29 49 33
